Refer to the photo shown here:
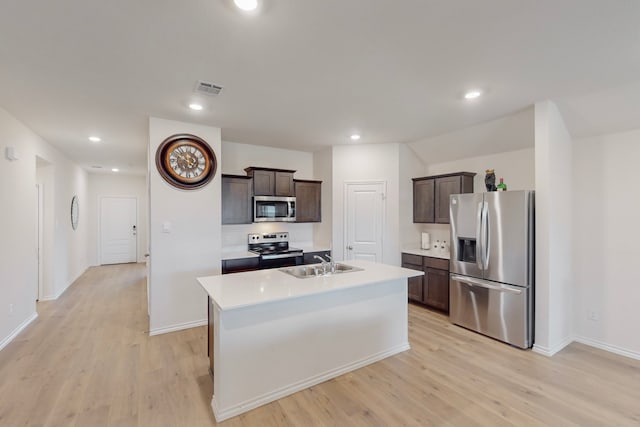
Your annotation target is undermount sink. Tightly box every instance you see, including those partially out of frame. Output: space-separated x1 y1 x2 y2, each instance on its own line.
280 263 363 279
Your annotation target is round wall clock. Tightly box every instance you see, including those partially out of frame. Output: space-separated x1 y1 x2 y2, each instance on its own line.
71 195 79 230
155 134 217 190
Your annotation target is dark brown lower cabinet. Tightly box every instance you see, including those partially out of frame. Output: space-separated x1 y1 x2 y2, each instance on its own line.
221 257 260 274
402 253 424 302
406 274 424 302
424 267 449 311
402 252 450 313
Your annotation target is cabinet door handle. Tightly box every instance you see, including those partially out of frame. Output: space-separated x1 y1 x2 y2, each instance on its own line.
347 245 353 250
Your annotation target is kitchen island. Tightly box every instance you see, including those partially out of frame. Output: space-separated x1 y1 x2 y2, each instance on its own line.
197 259 423 422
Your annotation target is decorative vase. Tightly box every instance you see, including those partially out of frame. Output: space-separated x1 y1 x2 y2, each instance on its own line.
485 169 497 192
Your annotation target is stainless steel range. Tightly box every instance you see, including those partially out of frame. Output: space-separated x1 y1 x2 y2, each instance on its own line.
248 232 303 269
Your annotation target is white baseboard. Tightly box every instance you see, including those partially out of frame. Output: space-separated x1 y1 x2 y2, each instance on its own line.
0 312 38 352
574 335 640 361
39 283 70 301
212 342 411 422
149 319 207 336
533 335 640 361
38 267 88 301
532 336 573 357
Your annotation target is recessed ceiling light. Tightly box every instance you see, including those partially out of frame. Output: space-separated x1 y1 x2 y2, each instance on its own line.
189 103 203 111
111 168 119 172
89 136 101 142
350 134 361 141
234 0 258 11
464 90 482 100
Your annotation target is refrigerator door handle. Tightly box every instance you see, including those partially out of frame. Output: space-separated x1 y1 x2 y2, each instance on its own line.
482 201 490 270
451 274 523 295
476 202 483 270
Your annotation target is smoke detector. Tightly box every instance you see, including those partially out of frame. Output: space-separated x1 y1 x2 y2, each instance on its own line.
194 80 223 96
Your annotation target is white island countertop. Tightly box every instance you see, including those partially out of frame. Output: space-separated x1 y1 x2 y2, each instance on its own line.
197 260 422 311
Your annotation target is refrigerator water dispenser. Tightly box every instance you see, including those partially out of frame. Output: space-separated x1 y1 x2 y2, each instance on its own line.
458 238 476 263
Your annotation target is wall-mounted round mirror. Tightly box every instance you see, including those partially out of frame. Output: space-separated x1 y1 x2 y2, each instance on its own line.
71 195 79 230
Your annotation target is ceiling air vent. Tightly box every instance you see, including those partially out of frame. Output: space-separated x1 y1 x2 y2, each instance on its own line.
195 80 223 96
91 165 103 169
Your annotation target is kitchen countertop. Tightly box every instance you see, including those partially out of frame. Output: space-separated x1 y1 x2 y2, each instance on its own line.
293 244 332 253
221 244 331 261
197 259 422 311
221 250 259 261
402 248 450 260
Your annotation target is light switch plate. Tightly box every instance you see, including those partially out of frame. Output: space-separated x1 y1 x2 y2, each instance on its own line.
5 146 19 161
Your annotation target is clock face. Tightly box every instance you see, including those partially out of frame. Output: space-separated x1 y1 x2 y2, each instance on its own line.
155 134 217 189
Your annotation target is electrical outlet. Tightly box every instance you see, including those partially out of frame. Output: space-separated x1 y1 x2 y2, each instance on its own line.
587 310 600 321
9 304 13 314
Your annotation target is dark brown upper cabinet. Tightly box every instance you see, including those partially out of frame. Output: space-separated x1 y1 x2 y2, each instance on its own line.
413 179 435 223
294 179 322 222
245 167 296 197
221 174 252 224
413 172 475 224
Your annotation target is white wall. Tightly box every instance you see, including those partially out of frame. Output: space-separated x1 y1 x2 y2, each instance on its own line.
148 118 221 335
1 107 89 350
408 107 534 166
36 162 55 300
313 148 333 249
534 100 573 356
572 128 640 358
399 144 427 249
416 148 535 251
87 173 148 265
332 143 401 265
54 164 89 298
221 141 314 179
220 141 316 249
426 148 535 193
221 223 314 251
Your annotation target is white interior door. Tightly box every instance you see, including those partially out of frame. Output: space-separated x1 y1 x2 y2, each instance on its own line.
344 182 385 262
100 196 137 265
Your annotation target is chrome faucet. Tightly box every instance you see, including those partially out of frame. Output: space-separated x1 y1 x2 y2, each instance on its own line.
324 254 335 273
313 255 329 274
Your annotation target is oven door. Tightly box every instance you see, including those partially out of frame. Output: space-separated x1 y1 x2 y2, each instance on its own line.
254 196 296 222
259 253 303 269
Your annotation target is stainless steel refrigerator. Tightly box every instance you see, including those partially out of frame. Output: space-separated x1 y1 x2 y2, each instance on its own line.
449 190 534 349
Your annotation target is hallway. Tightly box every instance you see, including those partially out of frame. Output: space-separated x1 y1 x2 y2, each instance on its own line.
0 264 214 426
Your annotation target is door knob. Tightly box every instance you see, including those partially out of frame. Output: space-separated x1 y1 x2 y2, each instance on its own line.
347 245 353 250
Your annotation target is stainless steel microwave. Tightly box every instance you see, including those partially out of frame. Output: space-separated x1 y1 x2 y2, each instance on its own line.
253 196 296 222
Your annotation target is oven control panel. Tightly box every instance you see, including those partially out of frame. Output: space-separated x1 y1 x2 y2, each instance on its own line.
248 232 289 244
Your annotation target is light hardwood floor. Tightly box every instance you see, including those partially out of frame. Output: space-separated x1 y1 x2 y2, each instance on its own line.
1 263 639 426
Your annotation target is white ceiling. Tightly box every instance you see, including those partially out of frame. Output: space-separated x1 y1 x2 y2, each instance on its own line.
1 0 639 174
